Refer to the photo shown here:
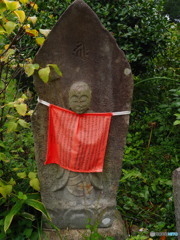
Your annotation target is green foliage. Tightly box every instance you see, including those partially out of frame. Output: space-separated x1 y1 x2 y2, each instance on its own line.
118 75 179 234
82 222 115 240
126 228 148 240
25 199 50 220
0 1 59 239
168 88 180 125
117 22 179 234
4 200 24 233
0 117 48 238
0 123 50 238
164 0 180 21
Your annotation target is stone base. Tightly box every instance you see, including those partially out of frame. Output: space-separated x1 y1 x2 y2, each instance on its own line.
42 218 127 240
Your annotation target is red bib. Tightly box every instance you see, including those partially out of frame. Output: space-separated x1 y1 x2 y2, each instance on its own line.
45 105 112 172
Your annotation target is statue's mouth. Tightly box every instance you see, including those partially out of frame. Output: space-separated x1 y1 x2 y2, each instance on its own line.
74 106 88 114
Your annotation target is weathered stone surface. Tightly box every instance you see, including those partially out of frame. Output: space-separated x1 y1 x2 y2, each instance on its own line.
32 0 133 237
43 213 127 240
173 168 180 239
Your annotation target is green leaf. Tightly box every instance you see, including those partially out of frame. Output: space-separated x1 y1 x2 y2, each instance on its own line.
26 193 40 200
43 218 60 233
48 64 62 77
21 94 28 100
21 212 35 221
8 178 16 186
30 178 40 191
18 119 29 128
161 179 172 186
28 172 37 179
4 21 17 35
6 121 18 132
24 63 39 76
14 10 25 23
4 200 24 232
120 169 144 182
156 221 166 230
174 113 180 118
15 103 27 116
35 37 45 46
38 66 50 83
1 49 15 62
33 63 39 70
0 185 12 198
174 120 180 125
3 185 12 196
18 192 27 200
24 63 35 77
17 172 27 179
25 199 51 220
4 0 21 11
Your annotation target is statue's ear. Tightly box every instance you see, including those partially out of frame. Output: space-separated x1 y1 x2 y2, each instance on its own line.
89 173 103 190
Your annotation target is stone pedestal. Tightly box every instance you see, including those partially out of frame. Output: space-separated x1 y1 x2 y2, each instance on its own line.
43 212 127 240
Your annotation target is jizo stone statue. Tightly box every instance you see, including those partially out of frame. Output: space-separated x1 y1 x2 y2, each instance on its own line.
32 0 133 239
69 81 92 114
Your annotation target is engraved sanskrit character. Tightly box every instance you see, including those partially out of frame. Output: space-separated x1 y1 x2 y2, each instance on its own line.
73 42 89 59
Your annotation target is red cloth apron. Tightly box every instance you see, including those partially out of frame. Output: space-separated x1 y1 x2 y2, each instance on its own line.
45 104 112 172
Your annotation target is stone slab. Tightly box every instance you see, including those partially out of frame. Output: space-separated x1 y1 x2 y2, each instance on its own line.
173 167 180 239
32 0 133 234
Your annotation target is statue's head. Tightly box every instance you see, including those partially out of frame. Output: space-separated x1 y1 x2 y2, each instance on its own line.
69 81 92 114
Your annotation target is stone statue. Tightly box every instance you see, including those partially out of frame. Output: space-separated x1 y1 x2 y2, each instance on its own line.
69 81 92 114
52 81 103 197
32 0 133 238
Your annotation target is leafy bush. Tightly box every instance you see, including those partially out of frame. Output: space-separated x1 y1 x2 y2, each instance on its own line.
0 1 60 238
117 75 179 234
117 21 179 235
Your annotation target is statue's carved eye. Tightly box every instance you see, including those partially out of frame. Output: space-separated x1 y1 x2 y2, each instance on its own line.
70 96 78 102
80 96 88 102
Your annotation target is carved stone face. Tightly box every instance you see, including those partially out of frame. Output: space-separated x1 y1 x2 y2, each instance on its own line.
69 81 91 114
